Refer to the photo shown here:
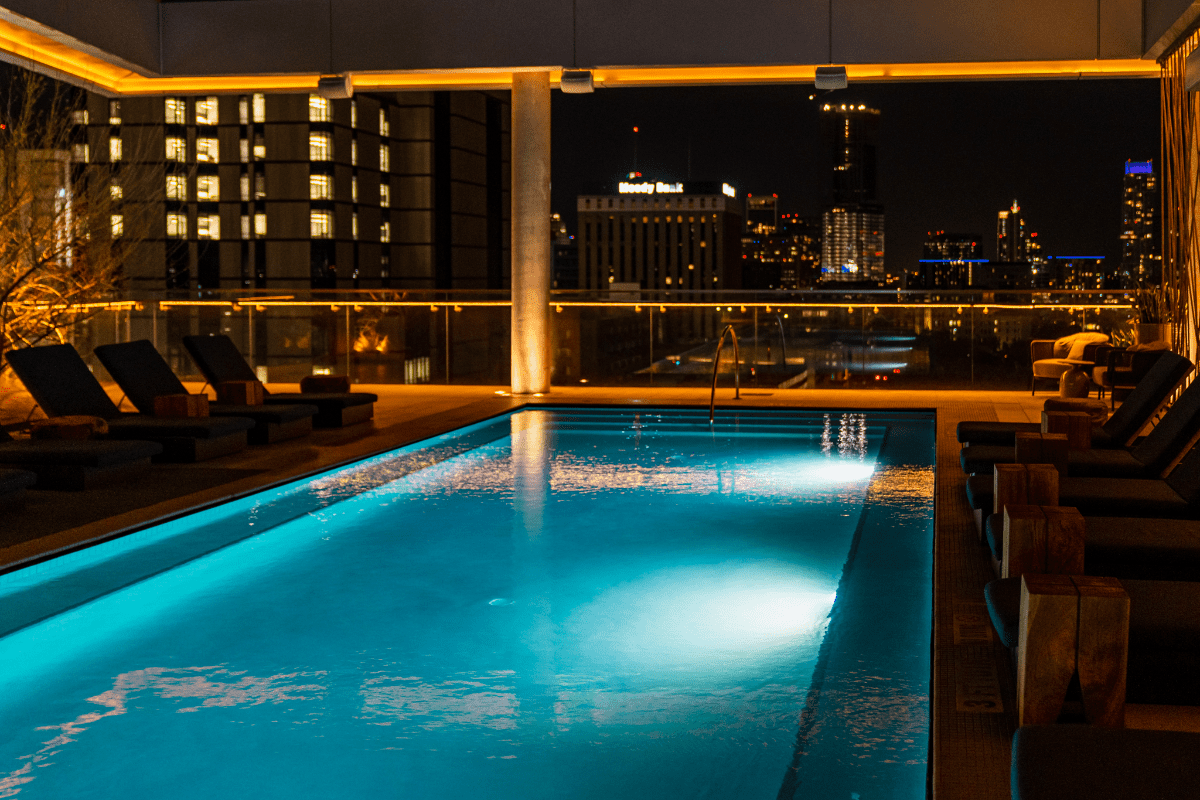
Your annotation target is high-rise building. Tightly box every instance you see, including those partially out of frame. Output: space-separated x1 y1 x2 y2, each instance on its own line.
575 180 742 292
551 213 578 289
741 213 821 289
1120 160 1161 286
77 90 510 292
909 232 983 289
745 194 778 234
996 200 1027 262
819 103 884 283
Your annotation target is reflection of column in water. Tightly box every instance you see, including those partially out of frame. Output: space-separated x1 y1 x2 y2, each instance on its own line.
822 413 833 456
509 410 556 686
836 413 868 459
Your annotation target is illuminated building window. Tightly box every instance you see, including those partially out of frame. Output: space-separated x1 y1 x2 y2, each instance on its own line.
241 215 250 239
72 109 88 125
240 174 250 201
379 143 389 172
164 98 186 125
110 214 123 238
166 212 187 238
197 214 220 240
310 173 333 200
352 213 359 239
196 175 220 201
351 176 358 203
379 183 390 207
165 174 187 200
195 97 219 125
109 100 121 125
165 136 186 162
379 220 391 242
309 95 330 123
110 181 122 200
350 100 357 128
255 213 267 236
351 139 358 165
379 108 390 137
252 93 266 123
239 139 249 162
309 132 333 161
311 210 333 238
253 135 265 159
196 138 219 163
238 97 249 125
254 173 266 200
72 143 89 163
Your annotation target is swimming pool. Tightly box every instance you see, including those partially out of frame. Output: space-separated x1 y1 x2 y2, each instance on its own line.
0 407 934 799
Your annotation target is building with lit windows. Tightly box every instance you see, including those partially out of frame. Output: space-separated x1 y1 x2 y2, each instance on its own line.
819 103 884 283
77 90 510 292
909 232 984 289
745 194 778 234
575 180 743 292
1038 256 1109 290
996 200 1028 262
1120 159 1161 286
741 213 822 289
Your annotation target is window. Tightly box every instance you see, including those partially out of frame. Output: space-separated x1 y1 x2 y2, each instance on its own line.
197 214 220 239
254 173 265 200
71 109 89 125
254 213 267 236
378 143 389 172
238 97 249 125
196 138 219 163
379 183 390 207
108 137 122 162
240 138 249 162
351 176 358 203
351 139 357 166
378 108 389 136
72 143 89 163
195 96 219 125
241 215 250 239
309 132 332 161
379 220 391 242
252 93 266 123
352 213 359 239
165 174 187 200
166 212 187 238
164 98 186 125
240 173 250 202
109 100 121 125
350 100 357 128
110 181 123 200
196 175 220 201
310 173 333 200
310 210 333 238
309 95 330 122
110 214 123 238
165 137 186 162
253 135 265 159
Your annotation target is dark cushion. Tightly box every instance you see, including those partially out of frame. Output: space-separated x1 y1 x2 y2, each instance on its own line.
181 334 260 385
107 414 255 440
93 340 189 415
1125 372 1200 476
265 392 377 409
0 468 37 493
985 577 1200 653
5 344 121 419
955 420 1040 446
966 474 1193 518
1103 350 1193 443
0 438 162 467
1012 725 1200 800
960 445 1149 478
210 403 318 424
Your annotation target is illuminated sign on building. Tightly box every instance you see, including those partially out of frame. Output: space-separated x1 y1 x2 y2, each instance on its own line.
618 181 683 194
722 183 736 198
1125 161 1153 175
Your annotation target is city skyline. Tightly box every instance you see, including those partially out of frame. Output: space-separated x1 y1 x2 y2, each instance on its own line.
551 78 1160 279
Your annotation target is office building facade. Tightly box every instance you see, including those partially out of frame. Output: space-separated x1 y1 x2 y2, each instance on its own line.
819 103 885 283
909 232 983 289
1120 160 1161 286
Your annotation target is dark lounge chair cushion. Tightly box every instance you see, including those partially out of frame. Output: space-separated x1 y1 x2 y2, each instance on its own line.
954 420 1041 447
93 340 189 415
0 438 162 467
985 577 1200 653
966 474 1193 518
960 444 1149 478
1012 726 1200 800
0 468 37 493
211 403 319 424
264 392 378 408
107 414 254 440
5 344 122 419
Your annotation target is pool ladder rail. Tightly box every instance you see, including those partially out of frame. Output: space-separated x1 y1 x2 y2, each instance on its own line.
709 324 741 424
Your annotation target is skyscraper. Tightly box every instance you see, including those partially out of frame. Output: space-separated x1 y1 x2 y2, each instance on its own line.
1120 160 1161 286
996 200 1027 261
819 103 885 283
909 232 983 288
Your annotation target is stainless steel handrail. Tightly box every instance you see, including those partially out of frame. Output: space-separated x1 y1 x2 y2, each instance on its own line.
709 324 741 424
774 314 788 366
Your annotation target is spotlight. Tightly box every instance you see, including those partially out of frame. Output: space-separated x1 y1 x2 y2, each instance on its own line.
317 73 353 99
560 69 595 94
815 66 848 91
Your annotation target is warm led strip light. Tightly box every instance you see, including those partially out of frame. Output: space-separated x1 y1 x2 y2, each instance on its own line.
0 16 1159 96
154 300 1132 311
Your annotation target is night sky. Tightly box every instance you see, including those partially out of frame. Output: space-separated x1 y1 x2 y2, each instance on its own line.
550 78 1160 277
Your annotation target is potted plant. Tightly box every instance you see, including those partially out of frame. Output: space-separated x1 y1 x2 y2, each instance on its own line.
1132 284 1172 345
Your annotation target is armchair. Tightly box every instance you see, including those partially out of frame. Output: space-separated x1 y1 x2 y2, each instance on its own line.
1030 333 1109 395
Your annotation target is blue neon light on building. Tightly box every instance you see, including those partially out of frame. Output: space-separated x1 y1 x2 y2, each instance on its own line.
1125 161 1153 175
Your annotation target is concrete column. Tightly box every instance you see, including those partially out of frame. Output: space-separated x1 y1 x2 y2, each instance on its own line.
510 71 552 394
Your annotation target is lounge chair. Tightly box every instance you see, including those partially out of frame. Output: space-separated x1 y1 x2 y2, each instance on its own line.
960 369 1200 478
1011 725 1200 800
0 426 161 490
94 340 318 445
182 334 377 428
985 577 1200 705
5 344 254 463
0 467 36 511
956 351 1192 447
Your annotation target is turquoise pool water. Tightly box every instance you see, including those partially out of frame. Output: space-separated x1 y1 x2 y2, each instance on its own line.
0 407 934 799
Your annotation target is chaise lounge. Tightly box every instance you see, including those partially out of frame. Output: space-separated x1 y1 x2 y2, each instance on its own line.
5 344 255 464
183 334 377 429
0 426 162 490
0 467 37 511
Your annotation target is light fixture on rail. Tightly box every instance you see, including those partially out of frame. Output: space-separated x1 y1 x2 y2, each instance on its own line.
814 65 847 91
317 73 353 99
560 69 594 93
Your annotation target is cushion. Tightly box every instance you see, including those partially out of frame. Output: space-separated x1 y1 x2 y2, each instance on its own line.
0 438 162 467
956 421 1041 446
965 474 1193 518
4 344 122 419
1066 332 1108 361
0 467 37 494
265 392 378 409
93 340 189 415
1128 340 1170 353
211 403 319 424
1031 358 1076 380
106 414 255 440
1087 517 1200 581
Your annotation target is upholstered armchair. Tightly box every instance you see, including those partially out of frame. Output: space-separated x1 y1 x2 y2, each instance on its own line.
1030 332 1110 395
1092 341 1172 408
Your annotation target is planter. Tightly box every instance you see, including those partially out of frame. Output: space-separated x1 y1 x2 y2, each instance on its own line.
1135 323 1173 346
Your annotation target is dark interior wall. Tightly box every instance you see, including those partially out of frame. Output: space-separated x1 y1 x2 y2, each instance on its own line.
1 0 160 72
1144 0 1200 54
